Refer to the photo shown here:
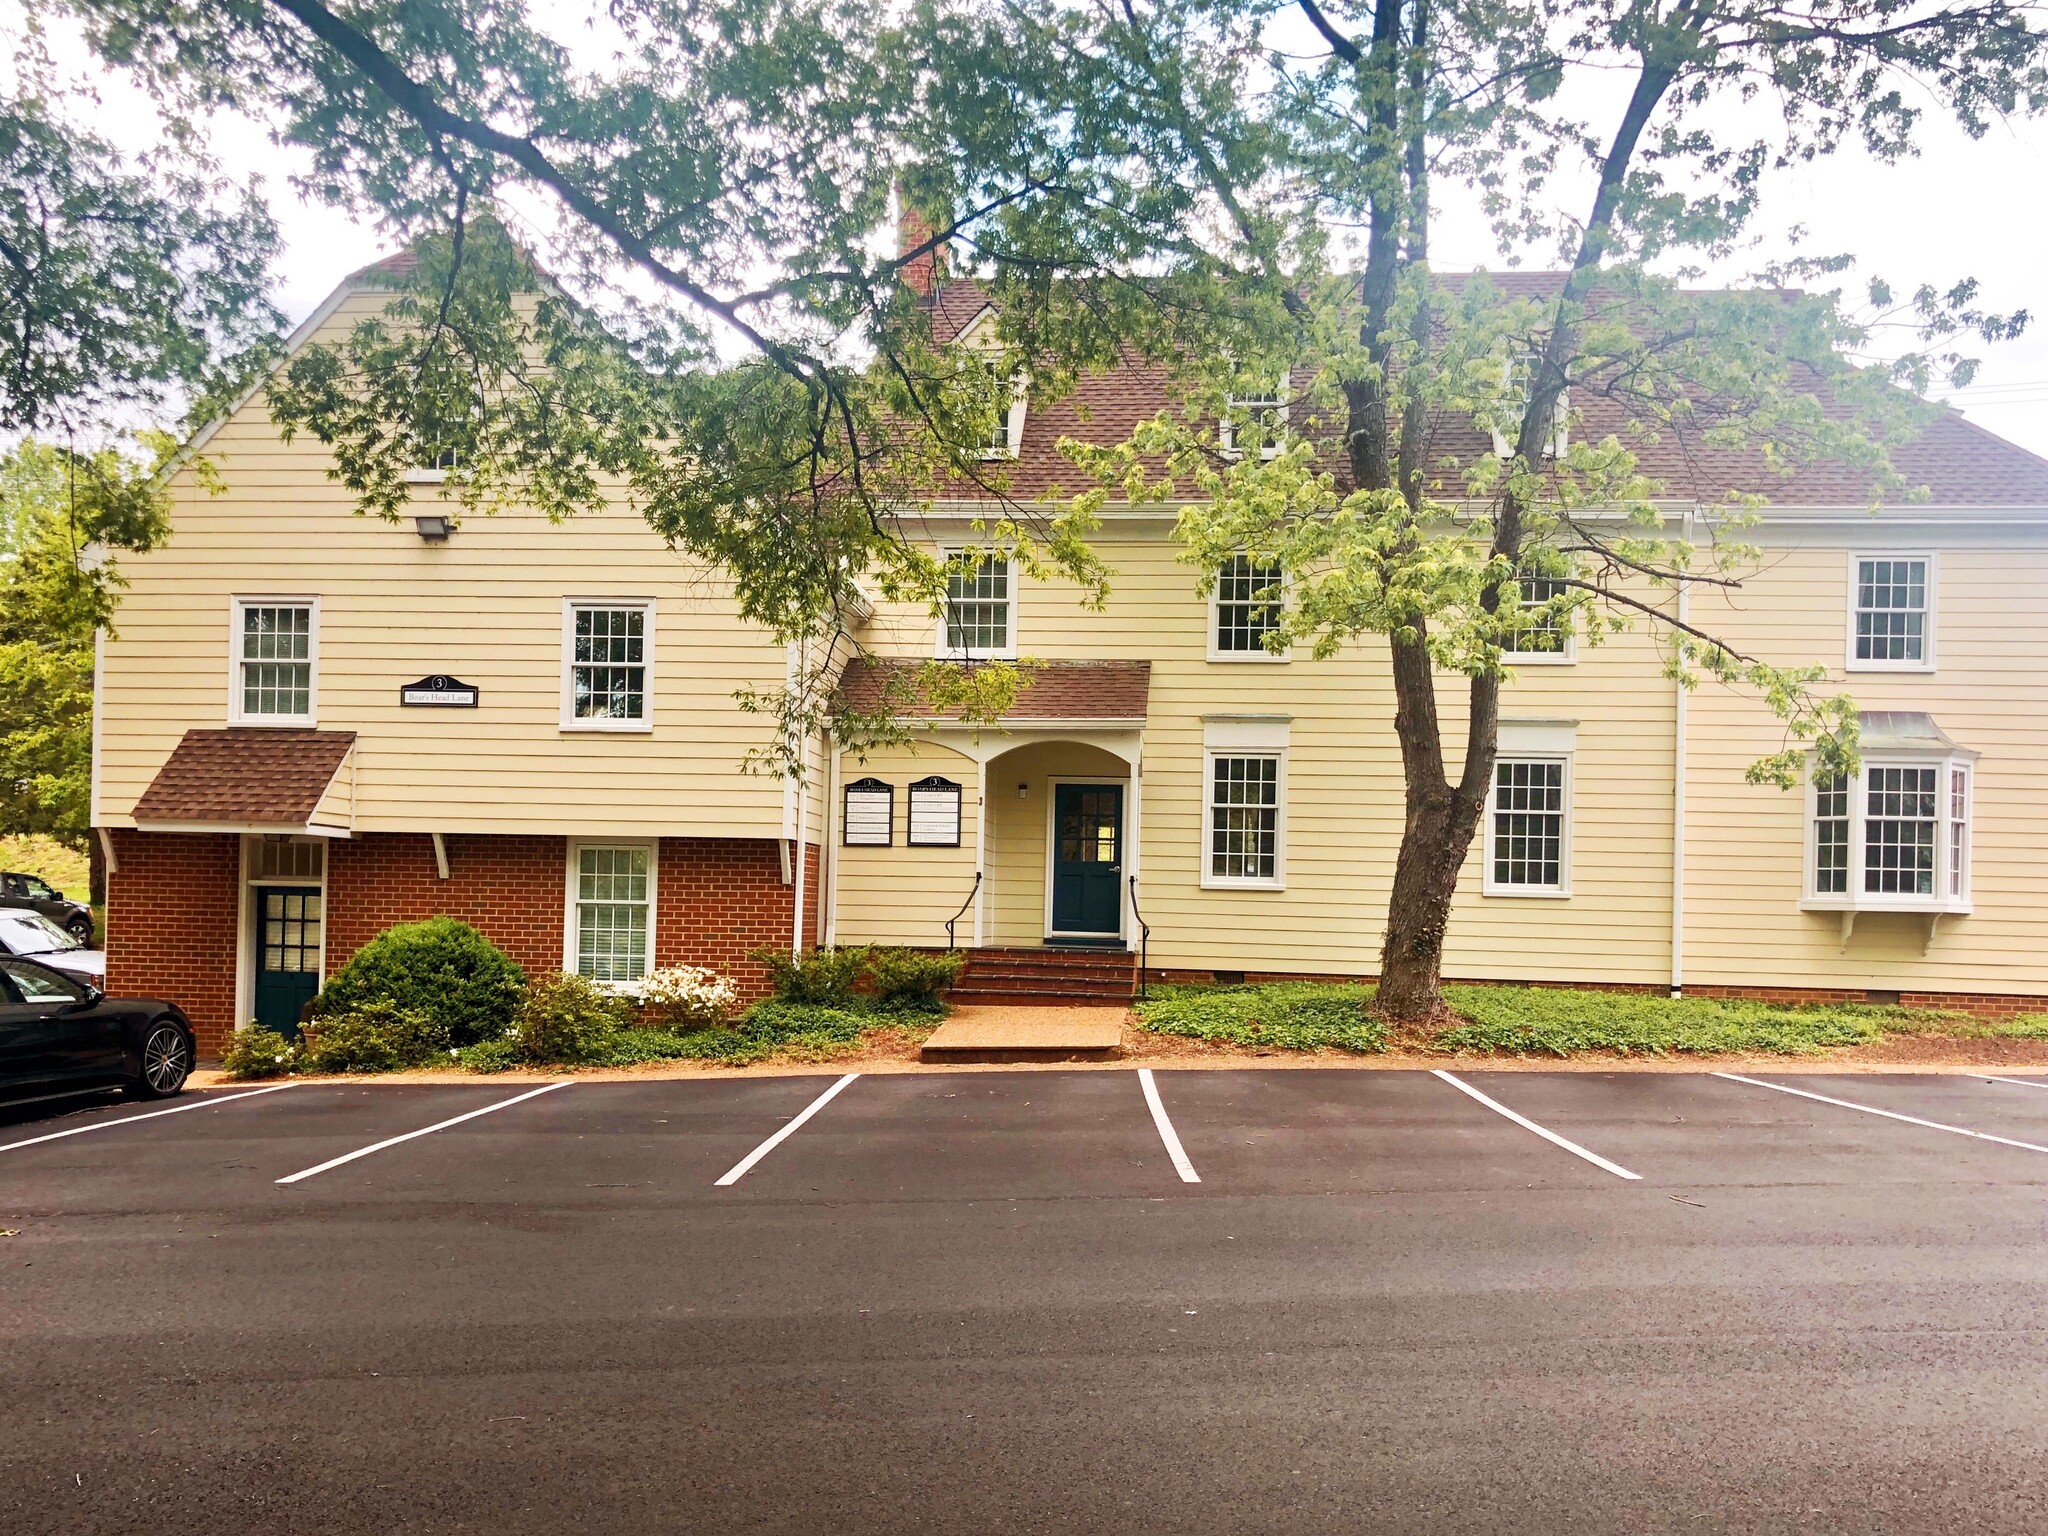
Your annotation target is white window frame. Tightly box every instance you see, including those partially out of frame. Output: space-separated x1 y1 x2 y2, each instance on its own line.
1802 753 1974 914
1500 575 1577 665
1200 718 1290 891
1845 552 1937 673
1485 352 1569 461
1207 556 1291 663
564 839 659 985
1220 380 1290 460
979 370 1028 461
1483 720 1576 898
227 596 320 726
934 548 1018 660
560 598 656 732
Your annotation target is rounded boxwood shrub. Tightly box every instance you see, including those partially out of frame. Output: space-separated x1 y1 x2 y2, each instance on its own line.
311 916 525 1047
867 948 963 1012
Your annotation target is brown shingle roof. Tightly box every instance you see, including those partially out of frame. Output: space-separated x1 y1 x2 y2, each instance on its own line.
133 729 357 827
929 275 2048 508
836 659 1150 721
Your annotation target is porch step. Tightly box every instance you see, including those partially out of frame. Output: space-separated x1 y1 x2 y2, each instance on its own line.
920 1005 1125 1063
948 947 1139 1006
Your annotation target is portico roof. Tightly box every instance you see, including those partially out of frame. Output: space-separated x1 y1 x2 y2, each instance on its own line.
132 728 358 835
834 659 1151 724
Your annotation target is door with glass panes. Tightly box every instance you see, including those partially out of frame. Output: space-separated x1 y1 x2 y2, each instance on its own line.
252 885 323 1034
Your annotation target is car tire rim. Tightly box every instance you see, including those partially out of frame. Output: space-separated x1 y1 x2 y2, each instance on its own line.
144 1028 189 1092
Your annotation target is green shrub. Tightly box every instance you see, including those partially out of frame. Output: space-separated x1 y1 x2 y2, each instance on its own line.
312 916 525 1047
298 1000 449 1074
456 1037 522 1073
1134 982 1386 1053
868 948 962 1012
1433 986 1954 1056
508 971 634 1064
1914 1014 2048 1041
222 1023 298 1080
750 944 871 1006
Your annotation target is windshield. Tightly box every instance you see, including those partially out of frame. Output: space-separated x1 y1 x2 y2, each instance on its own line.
0 911 79 955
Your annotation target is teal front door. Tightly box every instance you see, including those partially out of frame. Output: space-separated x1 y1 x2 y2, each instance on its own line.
1051 783 1124 938
253 885 323 1035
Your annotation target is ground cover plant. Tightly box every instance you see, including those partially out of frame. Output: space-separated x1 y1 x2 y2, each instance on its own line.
1132 981 1970 1058
1135 983 1387 1054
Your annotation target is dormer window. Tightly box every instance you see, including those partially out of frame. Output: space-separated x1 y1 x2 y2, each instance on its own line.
1221 382 1288 459
977 362 1027 460
1486 352 1567 461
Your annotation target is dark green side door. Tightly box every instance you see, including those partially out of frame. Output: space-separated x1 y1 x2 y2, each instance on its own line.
1051 783 1124 937
253 885 323 1035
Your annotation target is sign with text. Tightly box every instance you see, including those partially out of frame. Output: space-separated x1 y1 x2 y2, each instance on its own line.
842 777 894 846
399 674 480 708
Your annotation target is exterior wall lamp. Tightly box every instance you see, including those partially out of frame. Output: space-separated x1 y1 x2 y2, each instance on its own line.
414 514 453 543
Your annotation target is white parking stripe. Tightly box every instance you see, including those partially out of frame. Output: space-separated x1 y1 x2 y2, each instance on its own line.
714 1073 859 1186
1983 1075 2048 1093
1138 1068 1200 1184
1432 1069 1642 1180
0 1084 296 1156
275 1082 569 1185
1715 1072 2048 1153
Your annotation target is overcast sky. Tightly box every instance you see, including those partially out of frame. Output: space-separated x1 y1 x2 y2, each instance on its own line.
62 10 2048 460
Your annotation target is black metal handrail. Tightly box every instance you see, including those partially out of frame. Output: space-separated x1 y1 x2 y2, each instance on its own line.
944 870 983 950
1127 874 1151 1001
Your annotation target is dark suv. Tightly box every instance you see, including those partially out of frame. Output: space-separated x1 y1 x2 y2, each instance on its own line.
0 872 93 942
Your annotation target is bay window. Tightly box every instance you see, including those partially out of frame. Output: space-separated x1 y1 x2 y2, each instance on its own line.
1804 713 1974 919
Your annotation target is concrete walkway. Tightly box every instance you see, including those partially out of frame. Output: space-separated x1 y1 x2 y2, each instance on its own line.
919 1004 1126 1062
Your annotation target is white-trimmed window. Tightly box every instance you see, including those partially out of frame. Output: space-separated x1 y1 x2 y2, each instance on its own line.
1200 717 1289 890
1483 720 1575 897
1210 555 1287 660
230 598 318 724
1221 382 1288 459
1502 576 1575 663
563 599 654 730
1485 352 1568 460
938 549 1015 659
1848 554 1934 671
977 362 1027 460
1806 756 1973 911
568 842 655 983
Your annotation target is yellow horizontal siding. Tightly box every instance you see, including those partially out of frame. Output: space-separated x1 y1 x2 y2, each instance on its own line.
830 742 981 948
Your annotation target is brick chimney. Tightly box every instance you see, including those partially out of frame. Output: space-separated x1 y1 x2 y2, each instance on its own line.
898 194 946 299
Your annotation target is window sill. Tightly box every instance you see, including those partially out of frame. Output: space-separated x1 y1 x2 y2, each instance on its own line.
932 647 1019 663
1200 876 1285 892
1502 651 1576 667
1844 660 1935 674
1206 650 1291 664
1481 885 1571 899
559 720 654 734
229 716 318 729
978 447 1019 461
402 467 449 484
1800 896 1970 917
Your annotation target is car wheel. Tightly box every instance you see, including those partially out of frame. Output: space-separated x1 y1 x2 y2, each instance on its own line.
64 913 93 942
128 1022 192 1100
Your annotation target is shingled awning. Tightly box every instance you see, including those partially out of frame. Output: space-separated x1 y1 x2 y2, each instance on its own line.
834 659 1150 724
132 728 358 835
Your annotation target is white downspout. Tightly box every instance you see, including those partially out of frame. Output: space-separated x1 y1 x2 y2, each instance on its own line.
824 736 841 947
792 745 810 957
1670 510 1692 997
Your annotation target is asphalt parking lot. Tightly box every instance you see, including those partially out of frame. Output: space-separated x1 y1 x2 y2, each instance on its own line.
7 1067 2048 1534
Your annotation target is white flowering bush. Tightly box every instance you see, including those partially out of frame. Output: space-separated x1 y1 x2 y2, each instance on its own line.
636 965 741 1029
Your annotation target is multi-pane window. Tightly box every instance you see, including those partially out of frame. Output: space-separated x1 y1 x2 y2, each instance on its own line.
1862 765 1938 896
941 551 1013 657
1852 557 1930 666
1503 576 1571 659
1813 774 1851 895
1223 386 1288 458
572 844 652 983
1213 556 1285 656
567 602 649 725
1808 759 1972 907
236 601 314 720
1208 755 1280 884
1490 759 1567 891
978 363 1022 458
260 889 323 976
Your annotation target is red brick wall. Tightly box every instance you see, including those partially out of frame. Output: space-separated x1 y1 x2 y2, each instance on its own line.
105 831 240 1055
105 831 822 1058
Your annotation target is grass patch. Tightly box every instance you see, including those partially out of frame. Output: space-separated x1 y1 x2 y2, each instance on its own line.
1133 982 1386 1054
0 835 88 900
1434 985 1957 1058
456 995 941 1072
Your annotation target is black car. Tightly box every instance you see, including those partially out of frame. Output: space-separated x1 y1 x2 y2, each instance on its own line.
0 871 93 942
0 955 194 1103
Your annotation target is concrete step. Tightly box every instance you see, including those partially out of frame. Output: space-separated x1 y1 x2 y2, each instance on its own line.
920 1005 1126 1063
948 987 1136 1006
